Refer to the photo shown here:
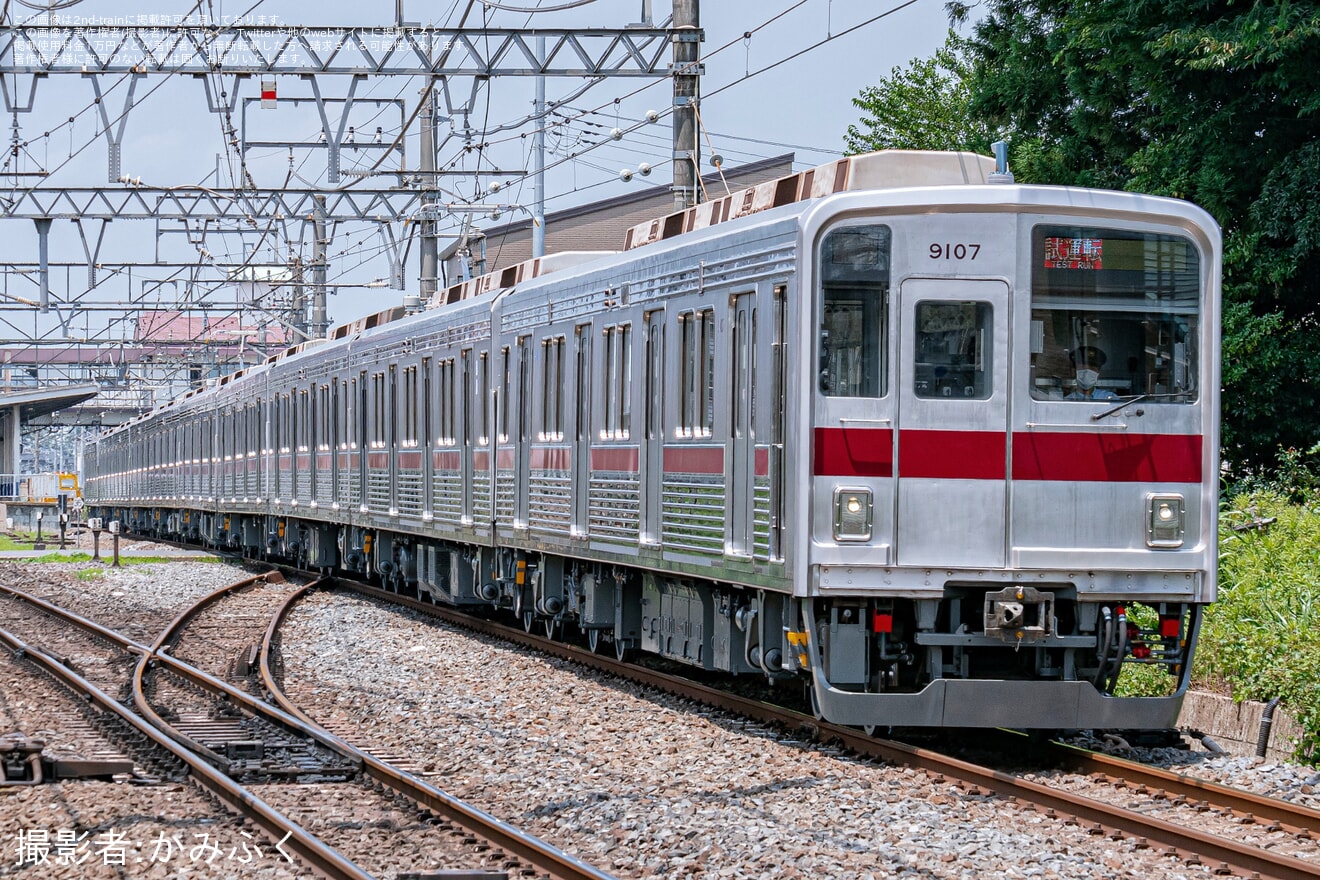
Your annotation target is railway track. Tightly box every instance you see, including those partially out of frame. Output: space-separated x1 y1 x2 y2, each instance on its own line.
312 577 1320 880
0 571 621 880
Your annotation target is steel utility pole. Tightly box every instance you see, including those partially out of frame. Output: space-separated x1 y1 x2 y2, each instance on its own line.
532 36 546 258
420 87 439 300
311 196 329 340
672 0 701 212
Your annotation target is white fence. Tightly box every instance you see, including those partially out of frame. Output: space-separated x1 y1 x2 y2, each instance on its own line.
0 473 79 503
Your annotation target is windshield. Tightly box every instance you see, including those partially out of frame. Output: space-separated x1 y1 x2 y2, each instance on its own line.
1029 226 1200 402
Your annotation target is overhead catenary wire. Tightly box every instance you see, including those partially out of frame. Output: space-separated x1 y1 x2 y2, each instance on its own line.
3 0 907 362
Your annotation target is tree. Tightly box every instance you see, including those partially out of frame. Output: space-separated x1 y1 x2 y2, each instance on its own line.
949 0 1320 475
844 31 994 156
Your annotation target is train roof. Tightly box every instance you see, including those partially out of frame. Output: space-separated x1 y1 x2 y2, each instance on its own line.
622 150 995 250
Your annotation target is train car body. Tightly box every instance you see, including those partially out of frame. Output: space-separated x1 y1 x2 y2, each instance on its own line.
85 150 1222 730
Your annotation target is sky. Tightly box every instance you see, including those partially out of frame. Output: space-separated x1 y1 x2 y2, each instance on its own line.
0 0 960 347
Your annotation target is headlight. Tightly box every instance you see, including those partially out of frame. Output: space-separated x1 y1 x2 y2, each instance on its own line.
833 487 873 542
1146 493 1186 548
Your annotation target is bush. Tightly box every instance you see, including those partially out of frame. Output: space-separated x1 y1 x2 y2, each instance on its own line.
1203 492 1320 762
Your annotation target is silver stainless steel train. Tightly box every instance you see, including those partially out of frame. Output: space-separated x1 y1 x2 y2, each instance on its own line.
85 150 1222 730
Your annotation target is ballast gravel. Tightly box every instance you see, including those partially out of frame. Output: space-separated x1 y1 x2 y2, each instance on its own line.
274 589 1318 880
4 558 1316 879
2 556 243 643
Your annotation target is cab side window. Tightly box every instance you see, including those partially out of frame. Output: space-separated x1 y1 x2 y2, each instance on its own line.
818 224 891 398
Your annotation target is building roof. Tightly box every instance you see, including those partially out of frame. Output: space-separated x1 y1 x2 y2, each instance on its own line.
0 384 99 421
135 311 293 345
442 153 796 274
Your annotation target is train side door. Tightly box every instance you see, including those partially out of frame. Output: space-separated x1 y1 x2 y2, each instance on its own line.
727 292 755 557
388 364 399 515
514 335 532 528
641 309 665 543
461 350 474 523
332 382 343 511
357 372 369 513
895 278 1010 567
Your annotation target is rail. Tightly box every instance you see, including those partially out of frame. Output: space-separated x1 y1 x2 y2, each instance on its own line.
0 589 371 880
261 579 622 880
338 579 1320 880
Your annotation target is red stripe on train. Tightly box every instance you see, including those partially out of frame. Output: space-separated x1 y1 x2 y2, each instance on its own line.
530 446 571 471
473 450 491 472
664 445 724 475
591 446 639 473
813 427 894 478
397 450 423 470
813 427 1201 482
900 430 1007 480
1012 432 1202 483
433 450 462 471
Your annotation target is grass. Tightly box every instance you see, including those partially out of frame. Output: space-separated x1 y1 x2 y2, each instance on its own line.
25 551 178 565
1201 492 1320 762
0 532 44 550
1097 489 1319 763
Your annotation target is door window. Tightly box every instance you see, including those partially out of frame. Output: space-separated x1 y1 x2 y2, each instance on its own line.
913 301 992 399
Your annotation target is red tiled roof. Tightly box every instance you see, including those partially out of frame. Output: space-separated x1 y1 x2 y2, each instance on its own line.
134 311 292 344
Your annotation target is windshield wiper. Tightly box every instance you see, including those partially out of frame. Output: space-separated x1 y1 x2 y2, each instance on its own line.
1090 391 1193 422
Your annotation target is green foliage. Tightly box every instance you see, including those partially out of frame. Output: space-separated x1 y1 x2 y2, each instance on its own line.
950 0 1320 475
0 532 38 550
1205 494 1320 762
1114 602 1179 698
844 31 994 155
22 552 175 565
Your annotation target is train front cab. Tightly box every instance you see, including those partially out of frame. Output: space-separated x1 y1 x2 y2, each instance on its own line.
800 190 1220 729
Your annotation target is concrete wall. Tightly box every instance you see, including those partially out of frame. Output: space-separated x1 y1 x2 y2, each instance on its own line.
1179 691 1308 762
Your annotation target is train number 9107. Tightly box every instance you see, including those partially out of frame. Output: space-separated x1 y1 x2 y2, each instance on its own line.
929 242 982 260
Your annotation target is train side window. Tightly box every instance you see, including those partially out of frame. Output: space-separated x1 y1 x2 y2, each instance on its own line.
401 366 418 448
576 327 592 443
438 359 456 446
644 316 663 441
817 224 891 398
913 301 993 399
499 346 512 443
250 402 260 457
541 336 565 441
300 390 312 452
331 382 341 452
601 324 632 440
389 366 399 450
677 311 712 437
461 351 473 447
340 379 352 450
371 372 387 449
1029 227 1200 402
316 387 330 453
477 351 490 445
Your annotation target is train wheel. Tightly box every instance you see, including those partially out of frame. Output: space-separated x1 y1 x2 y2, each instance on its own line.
614 639 631 663
863 725 878 737
543 619 559 640
586 629 601 653
522 610 535 632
